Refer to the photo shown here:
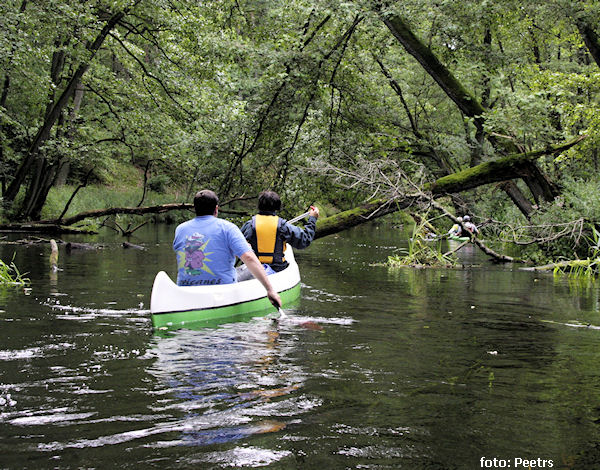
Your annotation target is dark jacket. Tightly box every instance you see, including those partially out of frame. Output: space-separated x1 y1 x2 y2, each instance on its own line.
240 211 317 272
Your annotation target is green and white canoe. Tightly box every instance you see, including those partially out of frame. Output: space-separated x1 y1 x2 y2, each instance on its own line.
150 246 301 330
448 234 470 242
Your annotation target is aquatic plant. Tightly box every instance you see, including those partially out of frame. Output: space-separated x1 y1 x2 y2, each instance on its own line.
0 258 30 287
552 227 600 279
387 216 456 268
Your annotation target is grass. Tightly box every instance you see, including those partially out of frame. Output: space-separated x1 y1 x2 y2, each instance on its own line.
552 227 600 282
386 214 457 268
0 257 29 287
41 184 186 221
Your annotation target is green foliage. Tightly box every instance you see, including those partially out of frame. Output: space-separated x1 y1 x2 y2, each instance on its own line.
0 0 599 263
386 216 456 267
147 175 171 194
0 257 29 287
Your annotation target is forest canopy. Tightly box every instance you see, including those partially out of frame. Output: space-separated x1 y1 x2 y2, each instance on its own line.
1 0 599 261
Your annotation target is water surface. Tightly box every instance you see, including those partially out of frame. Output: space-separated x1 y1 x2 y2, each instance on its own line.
1 224 599 469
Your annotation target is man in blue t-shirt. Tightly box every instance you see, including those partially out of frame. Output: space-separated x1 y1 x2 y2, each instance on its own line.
173 190 281 308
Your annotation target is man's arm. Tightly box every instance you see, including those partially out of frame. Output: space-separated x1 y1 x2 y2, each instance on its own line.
240 250 282 308
281 206 319 249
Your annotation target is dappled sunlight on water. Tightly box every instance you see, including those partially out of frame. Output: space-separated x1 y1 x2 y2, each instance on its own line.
1 225 600 468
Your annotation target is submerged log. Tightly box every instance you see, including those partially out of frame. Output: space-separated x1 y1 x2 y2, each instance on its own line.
521 259 595 272
49 240 59 272
66 242 99 251
122 242 146 250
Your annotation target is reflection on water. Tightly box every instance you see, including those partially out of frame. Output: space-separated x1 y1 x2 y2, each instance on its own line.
146 321 312 456
0 224 600 468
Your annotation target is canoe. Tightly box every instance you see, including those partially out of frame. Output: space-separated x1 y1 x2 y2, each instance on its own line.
150 245 301 330
448 234 470 242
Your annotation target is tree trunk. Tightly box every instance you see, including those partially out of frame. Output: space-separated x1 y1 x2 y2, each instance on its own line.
381 14 486 120
517 161 559 204
56 81 85 186
28 164 59 220
314 136 585 239
577 20 600 68
21 158 58 220
498 181 535 218
425 136 583 194
4 9 126 205
315 197 418 239
380 11 558 217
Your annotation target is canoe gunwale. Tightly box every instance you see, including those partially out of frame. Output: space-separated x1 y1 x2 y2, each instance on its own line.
151 281 300 316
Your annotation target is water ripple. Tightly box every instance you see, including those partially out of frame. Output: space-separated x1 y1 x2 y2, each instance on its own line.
201 445 292 467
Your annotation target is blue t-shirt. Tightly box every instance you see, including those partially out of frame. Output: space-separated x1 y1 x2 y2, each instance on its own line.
173 216 251 286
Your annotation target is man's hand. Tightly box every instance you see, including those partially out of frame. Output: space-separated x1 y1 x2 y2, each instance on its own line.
266 289 282 309
309 205 320 218
240 251 282 309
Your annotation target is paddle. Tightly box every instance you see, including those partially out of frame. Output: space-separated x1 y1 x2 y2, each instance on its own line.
269 207 316 320
287 210 311 225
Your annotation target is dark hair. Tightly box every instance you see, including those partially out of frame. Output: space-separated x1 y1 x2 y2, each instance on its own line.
194 190 219 216
258 190 281 212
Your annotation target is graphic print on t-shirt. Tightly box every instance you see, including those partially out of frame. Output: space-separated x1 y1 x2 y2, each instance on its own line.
178 232 215 277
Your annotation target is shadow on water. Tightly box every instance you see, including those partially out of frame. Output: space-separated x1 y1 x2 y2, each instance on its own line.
1 223 600 468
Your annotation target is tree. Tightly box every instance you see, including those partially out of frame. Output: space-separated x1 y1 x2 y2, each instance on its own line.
377 4 559 218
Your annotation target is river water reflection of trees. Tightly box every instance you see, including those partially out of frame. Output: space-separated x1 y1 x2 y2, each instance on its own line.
0 223 599 468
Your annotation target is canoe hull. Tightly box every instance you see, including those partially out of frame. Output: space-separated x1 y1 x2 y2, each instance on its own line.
150 246 301 329
151 283 300 329
448 235 470 242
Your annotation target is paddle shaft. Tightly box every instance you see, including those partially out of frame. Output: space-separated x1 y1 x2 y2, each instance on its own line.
288 211 311 225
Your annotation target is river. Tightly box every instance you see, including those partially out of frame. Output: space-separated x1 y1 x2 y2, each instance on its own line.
0 223 599 469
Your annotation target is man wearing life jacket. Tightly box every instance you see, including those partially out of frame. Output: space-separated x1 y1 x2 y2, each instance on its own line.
173 189 281 308
240 190 319 273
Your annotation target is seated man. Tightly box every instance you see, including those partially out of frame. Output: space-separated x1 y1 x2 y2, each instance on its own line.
463 215 479 236
240 190 319 273
173 189 281 308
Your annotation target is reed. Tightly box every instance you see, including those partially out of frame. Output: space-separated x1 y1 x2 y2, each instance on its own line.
0 257 30 287
387 215 456 268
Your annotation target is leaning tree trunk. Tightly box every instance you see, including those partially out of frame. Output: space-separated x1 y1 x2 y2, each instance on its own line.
314 136 585 239
4 9 126 207
577 19 600 68
380 11 558 217
56 81 85 186
498 181 535 216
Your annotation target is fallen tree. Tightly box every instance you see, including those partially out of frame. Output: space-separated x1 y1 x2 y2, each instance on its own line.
0 203 245 234
0 135 586 238
314 135 586 240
